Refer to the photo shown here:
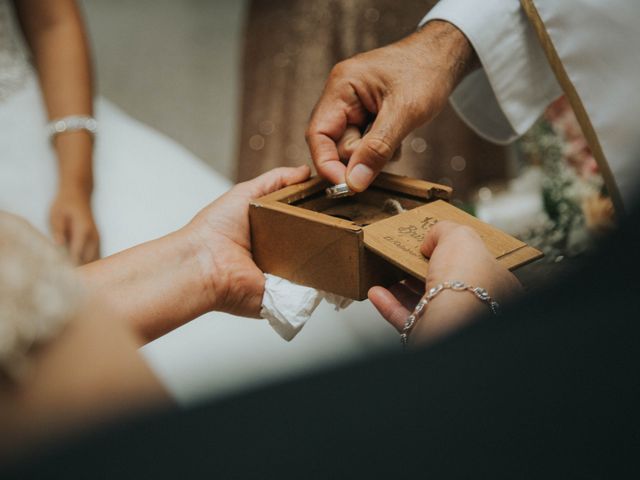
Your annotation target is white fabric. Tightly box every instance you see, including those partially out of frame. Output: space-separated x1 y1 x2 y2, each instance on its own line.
421 0 640 207
260 274 352 341
0 0 31 101
0 215 81 380
421 0 562 145
533 0 640 206
476 166 545 234
261 274 323 341
0 75 396 405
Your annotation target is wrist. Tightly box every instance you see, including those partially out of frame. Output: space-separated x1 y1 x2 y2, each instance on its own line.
57 179 93 199
80 227 222 343
414 19 478 91
182 222 266 318
55 131 95 195
406 278 507 346
411 289 485 342
181 226 225 315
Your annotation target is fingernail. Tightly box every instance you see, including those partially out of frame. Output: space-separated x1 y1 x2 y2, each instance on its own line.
348 164 374 191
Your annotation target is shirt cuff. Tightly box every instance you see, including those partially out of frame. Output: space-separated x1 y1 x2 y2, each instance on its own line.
420 0 562 144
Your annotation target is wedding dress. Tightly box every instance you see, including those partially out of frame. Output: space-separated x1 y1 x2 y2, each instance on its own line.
0 0 395 403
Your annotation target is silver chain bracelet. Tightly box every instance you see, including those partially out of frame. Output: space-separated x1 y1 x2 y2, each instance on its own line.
400 280 500 349
46 115 98 142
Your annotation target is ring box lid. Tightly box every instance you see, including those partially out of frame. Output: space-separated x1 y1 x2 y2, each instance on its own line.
362 199 541 282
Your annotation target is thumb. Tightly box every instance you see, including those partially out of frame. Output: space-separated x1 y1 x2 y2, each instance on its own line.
420 221 462 257
345 103 414 192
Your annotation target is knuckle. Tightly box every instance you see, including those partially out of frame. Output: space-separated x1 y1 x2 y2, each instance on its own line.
337 141 352 158
256 169 285 195
435 220 458 230
452 225 480 240
430 220 459 237
403 99 426 121
330 60 349 79
330 58 361 82
80 223 95 240
305 121 325 146
363 137 394 165
304 127 314 143
274 166 291 178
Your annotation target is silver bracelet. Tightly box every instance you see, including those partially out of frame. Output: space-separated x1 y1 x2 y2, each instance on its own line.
46 115 98 142
400 280 500 349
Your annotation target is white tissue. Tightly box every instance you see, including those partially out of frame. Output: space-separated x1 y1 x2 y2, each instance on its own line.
260 274 352 341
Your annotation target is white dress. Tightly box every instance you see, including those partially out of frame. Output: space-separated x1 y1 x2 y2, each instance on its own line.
0 1 395 403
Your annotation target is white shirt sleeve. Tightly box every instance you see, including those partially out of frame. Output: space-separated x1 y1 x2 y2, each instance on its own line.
421 0 562 145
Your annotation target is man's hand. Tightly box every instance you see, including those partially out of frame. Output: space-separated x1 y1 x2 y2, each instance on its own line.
50 187 100 265
369 221 522 344
185 165 311 318
306 20 476 192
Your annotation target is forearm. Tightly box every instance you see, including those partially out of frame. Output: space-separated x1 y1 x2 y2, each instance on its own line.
78 228 217 344
15 0 95 191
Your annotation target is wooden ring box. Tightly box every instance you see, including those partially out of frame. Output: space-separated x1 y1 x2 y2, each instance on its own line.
250 172 542 300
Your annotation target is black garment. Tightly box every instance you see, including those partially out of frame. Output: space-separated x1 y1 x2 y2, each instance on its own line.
6 209 640 479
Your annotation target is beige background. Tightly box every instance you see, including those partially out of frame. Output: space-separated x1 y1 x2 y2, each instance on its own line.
82 0 248 178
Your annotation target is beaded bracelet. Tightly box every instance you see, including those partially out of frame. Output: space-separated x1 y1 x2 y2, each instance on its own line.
46 115 98 142
400 280 500 349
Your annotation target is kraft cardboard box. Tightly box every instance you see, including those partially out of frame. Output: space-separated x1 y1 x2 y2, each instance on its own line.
249 172 542 300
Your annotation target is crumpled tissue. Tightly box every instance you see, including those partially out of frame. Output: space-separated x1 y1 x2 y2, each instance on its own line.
260 273 352 341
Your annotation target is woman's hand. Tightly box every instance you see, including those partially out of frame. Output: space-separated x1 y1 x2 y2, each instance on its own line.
185 165 311 318
369 221 522 344
79 166 311 343
50 186 100 265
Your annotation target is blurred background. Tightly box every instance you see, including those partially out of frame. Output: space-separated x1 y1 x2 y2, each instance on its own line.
82 0 610 267
82 0 508 199
83 0 247 179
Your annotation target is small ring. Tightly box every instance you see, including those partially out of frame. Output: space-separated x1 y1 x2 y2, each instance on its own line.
325 183 355 199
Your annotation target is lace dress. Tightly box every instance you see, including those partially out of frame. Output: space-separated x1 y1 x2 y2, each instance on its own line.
0 0 396 403
0 0 30 101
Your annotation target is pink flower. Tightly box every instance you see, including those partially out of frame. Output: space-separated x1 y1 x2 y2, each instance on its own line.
544 96 598 178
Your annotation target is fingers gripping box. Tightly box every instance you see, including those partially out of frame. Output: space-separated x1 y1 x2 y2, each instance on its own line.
249 172 542 300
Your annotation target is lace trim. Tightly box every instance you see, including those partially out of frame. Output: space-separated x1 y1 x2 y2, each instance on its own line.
0 0 33 101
